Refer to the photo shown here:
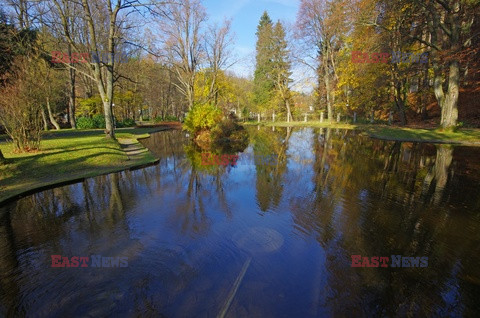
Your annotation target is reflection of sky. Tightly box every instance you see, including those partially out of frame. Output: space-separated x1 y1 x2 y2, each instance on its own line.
3 128 480 316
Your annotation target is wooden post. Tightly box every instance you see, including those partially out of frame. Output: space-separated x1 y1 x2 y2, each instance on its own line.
320 111 324 123
353 112 357 123
388 111 393 125
257 113 260 123
272 111 275 122
304 114 307 122
337 113 341 123
370 110 374 123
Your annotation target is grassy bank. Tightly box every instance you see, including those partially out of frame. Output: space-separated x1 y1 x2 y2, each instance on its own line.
243 121 480 145
0 127 167 205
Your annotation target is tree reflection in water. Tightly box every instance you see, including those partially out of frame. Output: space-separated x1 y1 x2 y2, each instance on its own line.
0 128 479 316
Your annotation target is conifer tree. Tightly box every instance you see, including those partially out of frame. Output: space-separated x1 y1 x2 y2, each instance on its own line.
253 12 275 115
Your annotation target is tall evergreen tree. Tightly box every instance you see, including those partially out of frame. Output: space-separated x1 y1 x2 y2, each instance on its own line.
271 21 293 121
253 12 275 114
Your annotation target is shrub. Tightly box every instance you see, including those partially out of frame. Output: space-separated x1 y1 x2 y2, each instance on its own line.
92 114 105 128
76 114 108 129
121 118 136 127
183 103 222 135
76 116 96 129
165 115 178 121
154 115 179 123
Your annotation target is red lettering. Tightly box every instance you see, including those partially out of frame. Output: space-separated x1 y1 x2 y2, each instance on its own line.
70 256 79 267
80 53 89 63
61 256 70 267
221 154 229 166
79 257 89 267
51 51 62 63
379 256 389 267
371 53 380 63
361 257 371 267
351 51 363 63
362 52 370 63
351 255 362 267
370 256 379 267
201 152 211 165
71 52 79 63
230 155 238 166
61 52 70 63
380 53 390 63
51 255 63 267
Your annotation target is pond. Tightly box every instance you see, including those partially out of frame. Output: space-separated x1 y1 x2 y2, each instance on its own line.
1 127 480 317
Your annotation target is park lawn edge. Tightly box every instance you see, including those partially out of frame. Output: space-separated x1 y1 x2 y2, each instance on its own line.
242 121 480 146
0 127 176 206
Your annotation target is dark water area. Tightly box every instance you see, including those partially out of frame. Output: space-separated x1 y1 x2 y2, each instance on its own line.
1 127 480 317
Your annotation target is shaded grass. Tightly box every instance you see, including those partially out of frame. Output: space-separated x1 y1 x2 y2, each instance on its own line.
243 121 480 145
0 127 165 205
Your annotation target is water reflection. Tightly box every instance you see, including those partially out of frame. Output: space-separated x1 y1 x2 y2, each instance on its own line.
1 127 480 316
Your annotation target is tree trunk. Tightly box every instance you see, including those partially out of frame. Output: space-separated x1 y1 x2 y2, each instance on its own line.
440 61 459 129
67 44 76 129
0 149 5 163
41 107 49 131
286 100 292 123
323 63 333 122
46 97 61 130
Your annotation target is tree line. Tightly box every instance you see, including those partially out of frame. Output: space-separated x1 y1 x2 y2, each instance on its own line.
0 0 251 153
0 0 478 155
252 0 479 129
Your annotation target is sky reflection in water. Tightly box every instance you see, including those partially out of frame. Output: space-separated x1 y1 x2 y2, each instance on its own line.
1 127 480 317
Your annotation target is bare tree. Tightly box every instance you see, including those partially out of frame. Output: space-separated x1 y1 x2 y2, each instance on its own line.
205 19 234 106
159 0 207 110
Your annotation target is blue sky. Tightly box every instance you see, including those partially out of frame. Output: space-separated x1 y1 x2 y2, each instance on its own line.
203 0 300 78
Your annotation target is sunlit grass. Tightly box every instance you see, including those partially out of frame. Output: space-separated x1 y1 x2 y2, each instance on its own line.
0 128 161 204
243 121 480 145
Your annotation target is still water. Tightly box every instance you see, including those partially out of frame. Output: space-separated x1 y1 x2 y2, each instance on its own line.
1 127 480 317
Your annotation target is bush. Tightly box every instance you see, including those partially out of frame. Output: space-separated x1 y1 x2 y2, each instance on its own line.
121 118 136 127
183 103 222 135
76 116 95 129
154 115 179 122
76 114 107 129
92 114 105 128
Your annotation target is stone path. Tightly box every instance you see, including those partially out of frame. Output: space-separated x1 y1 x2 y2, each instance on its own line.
117 138 150 161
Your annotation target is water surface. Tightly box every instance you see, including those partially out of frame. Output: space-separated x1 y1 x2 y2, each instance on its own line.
1 127 480 317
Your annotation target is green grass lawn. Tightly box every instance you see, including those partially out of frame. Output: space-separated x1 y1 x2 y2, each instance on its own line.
0 128 164 205
243 121 480 145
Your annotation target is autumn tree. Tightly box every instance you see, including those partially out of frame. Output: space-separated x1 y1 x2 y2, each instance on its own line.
296 0 347 122
409 0 478 129
159 0 207 111
204 19 235 106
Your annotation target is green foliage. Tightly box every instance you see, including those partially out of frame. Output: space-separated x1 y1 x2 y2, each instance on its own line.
183 103 222 135
76 114 107 129
76 117 96 129
122 118 136 127
154 115 179 123
76 96 103 117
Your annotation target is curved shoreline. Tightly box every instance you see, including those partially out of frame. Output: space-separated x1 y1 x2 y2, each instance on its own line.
242 122 480 146
0 126 179 207
0 159 159 208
